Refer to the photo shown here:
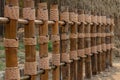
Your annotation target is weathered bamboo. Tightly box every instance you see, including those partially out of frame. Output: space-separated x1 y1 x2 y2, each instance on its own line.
0 17 76 25
23 0 37 80
105 17 111 69
4 0 20 80
84 11 92 79
69 11 78 80
50 4 61 80
60 7 71 80
91 12 98 75
109 17 114 67
96 14 102 74
101 15 106 71
37 2 49 80
77 10 86 80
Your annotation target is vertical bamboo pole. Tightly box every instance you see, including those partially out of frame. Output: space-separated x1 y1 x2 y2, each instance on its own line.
4 0 20 80
23 0 37 80
96 14 102 73
50 4 60 80
109 17 114 67
69 11 78 80
60 7 71 80
105 17 111 69
91 12 98 75
101 15 106 71
84 11 92 79
77 10 86 80
37 2 49 80
0 0 4 35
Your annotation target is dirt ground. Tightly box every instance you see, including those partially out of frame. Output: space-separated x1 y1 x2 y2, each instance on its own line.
84 59 120 80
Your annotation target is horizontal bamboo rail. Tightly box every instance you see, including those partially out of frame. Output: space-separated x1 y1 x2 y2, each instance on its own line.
20 62 67 80
0 17 88 25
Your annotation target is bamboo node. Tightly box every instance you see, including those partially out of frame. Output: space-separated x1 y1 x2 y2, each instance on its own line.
97 45 102 52
4 38 19 47
78 49 86 57
78 14 85 23
101 33 106 37
37 8 48 21
61 33 69 40
102 16 107 25
85 47 91 54
51 35 60 42
85 33 90 37
111 43 114 48
69 12 78 22
91 33 97 37
91 46 97 53
23 37 36 45
111 19 115 25
52 54 60 66
24 62 37 75
85 14 91 23
39 57 50 70
102 44 107 51
106 33 111 36
4 5 19 20
61 53 71 63
106 44 111 50
97 16 102 24
70 33 77 38
38 36 49 44
70 51 78 60
97 33 102 37
23 8 35 20
111 32 114 36
50 8 59 21
91 15 97 24
5 67 20 80
78 33 85 38
60 12 69 22
107 18 111 24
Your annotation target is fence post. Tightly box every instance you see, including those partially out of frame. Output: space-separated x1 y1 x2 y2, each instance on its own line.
37 2 49 80
0 0 4 36
101 14 107 71
4 0 20 80
109 17 114 67
77 9 86 80
96 13 102 73
23 0 37 80
60 6 71 80
69 10 78 80
84 11 92 79
106 16 111 69
50 4 61 80
91 12 98 75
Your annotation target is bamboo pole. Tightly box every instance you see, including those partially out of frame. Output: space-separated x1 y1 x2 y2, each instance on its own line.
77 10 86 80
91 12 98 75
84 11 92 79
60 7 71 80
69 11 78 80
37 2 49 80
23 0 37 80
101 15 106 71
105 17 111 69
109 17 114 67
4 0 20 80
50 4 61 80
96 14 102 74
